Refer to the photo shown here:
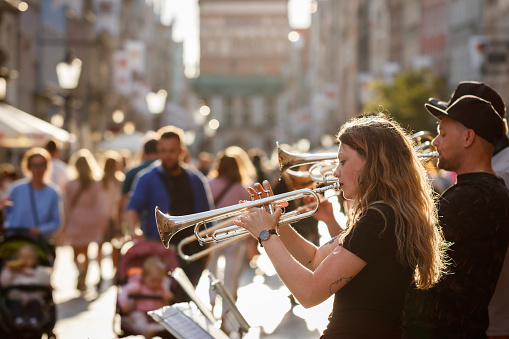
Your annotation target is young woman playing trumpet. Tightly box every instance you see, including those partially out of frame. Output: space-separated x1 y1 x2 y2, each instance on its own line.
233 115 449 338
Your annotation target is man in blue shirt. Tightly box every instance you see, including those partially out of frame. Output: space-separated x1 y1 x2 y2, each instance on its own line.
126 125 213 294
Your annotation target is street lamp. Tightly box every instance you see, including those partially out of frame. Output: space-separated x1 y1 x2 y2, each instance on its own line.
145 89 167 130
56 51 82 134
0 77 6 101
0 66 12 102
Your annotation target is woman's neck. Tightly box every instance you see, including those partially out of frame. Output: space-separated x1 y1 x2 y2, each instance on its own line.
30 179 45 189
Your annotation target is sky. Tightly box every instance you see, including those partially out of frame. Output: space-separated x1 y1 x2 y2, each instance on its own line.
162 0 313 77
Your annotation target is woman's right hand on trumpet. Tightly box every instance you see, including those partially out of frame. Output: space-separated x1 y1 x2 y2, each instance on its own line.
233 180 285 240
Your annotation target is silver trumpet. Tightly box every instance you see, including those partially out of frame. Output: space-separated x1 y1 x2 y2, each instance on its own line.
155 182 340 249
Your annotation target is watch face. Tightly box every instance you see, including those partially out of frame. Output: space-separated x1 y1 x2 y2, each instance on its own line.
260 230 270 240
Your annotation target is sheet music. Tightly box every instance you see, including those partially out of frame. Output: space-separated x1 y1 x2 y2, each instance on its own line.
148 303 230 339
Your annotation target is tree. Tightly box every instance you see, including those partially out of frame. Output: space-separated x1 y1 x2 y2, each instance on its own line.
361 70 447 134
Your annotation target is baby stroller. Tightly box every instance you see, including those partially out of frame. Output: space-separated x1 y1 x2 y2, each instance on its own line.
113 240 180 338
0 229 57 339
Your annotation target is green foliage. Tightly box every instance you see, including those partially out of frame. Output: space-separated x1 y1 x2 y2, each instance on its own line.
361 70 446 134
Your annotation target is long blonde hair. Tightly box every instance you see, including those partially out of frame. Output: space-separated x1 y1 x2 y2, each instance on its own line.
338 115 448 289
100 150 125 189
68 149 102 190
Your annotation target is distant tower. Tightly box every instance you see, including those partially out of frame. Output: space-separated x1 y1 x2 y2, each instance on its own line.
192 0 291 154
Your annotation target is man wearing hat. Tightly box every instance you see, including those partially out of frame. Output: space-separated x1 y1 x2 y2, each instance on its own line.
423 81 509 338
403 93 509 338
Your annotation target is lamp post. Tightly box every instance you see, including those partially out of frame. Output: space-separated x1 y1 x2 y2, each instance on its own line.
145 89 167 130
0 77 6 101
0 66 12 102
56 51 82 134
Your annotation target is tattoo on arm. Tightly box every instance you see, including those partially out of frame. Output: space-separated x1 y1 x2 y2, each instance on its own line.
329 276 353 295
323 235 339 247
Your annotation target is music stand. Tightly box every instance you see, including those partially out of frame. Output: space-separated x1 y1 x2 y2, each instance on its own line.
209 272 250 335
148 267 251 338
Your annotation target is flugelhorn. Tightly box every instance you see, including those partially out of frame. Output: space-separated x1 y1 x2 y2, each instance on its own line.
155 182 340 249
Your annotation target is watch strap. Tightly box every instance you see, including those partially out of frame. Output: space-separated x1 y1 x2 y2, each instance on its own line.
257 229 278 247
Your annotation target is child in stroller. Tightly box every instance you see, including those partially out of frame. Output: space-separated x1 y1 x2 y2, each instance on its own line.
0 231 56 339
118 256 174 338
1 243 51 329
115 240 180 339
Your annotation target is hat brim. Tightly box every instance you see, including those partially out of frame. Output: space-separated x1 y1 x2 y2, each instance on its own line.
428 98 448 110
425 103 448 120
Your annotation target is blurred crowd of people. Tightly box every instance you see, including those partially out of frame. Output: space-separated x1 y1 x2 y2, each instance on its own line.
0 127 334 337
0 128 456 289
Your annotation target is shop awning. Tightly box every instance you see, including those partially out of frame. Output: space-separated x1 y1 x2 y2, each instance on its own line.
0 102 73 148
95 131 146 154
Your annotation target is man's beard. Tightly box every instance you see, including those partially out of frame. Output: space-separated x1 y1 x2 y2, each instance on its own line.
436 155 456 173
163 162 180 174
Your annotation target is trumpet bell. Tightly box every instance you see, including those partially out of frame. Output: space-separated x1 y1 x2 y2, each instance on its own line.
277 142 337 178
155 207 176 249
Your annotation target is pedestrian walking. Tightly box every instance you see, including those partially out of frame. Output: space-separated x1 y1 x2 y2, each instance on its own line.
1 147 62 245
63 149 107 292
206 148 252 331
97 150 125 287
126 125 213 300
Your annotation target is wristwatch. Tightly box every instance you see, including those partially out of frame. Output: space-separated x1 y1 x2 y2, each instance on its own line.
257 229 278 247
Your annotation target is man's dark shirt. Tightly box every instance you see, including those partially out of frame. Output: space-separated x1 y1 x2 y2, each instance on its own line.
156 168 210 298
403 173 509 339
161 170 196 248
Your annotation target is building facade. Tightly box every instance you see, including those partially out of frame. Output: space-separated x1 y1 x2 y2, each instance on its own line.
191 0 290 155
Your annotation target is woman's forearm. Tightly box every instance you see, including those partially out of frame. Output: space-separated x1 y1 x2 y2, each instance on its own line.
277 224 318 269
261 235 339 308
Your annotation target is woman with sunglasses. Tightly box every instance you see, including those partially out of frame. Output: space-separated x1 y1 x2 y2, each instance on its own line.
1 147 62 243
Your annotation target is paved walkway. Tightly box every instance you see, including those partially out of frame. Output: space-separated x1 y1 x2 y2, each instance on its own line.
51 221 336 338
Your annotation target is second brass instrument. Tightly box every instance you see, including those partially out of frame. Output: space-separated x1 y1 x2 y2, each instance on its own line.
279 131 438 183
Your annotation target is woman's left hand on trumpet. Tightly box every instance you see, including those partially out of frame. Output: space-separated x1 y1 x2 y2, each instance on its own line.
233 180 285 238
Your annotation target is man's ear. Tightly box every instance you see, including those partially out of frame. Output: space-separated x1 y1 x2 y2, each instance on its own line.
464 129 476 147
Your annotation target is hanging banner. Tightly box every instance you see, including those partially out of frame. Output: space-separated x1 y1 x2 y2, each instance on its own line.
112 50 132 96
93 0 121 37
124 40 146 74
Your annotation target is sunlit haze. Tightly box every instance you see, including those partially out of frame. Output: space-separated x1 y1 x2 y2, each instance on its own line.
162 0 312 78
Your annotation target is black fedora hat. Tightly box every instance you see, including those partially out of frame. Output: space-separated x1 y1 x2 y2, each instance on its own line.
425 95 505 145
